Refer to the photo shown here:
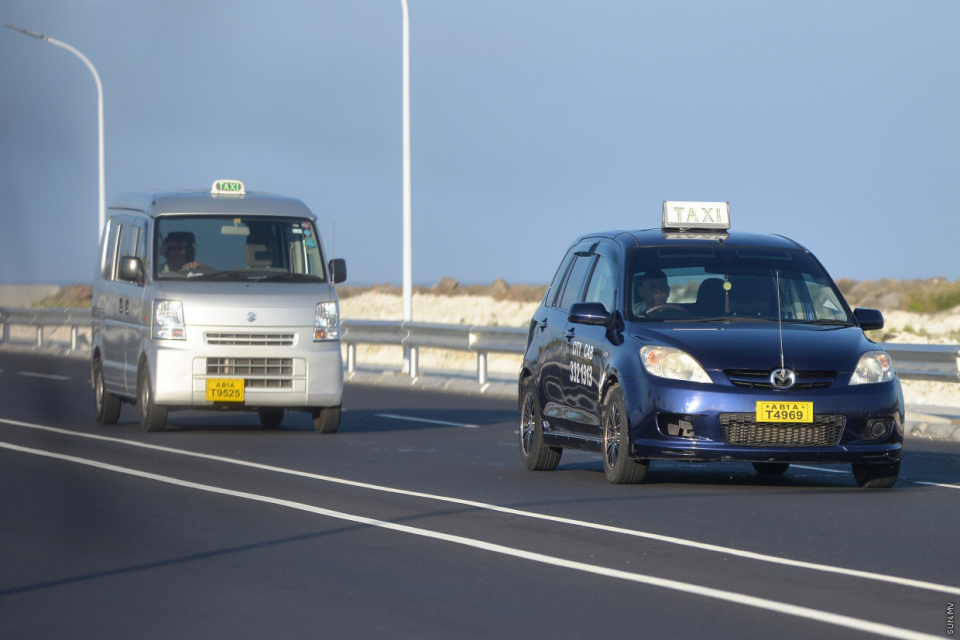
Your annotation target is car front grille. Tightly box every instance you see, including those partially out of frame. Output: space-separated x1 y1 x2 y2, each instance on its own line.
719 413 845 447
724 369 836 390
205 333 295 346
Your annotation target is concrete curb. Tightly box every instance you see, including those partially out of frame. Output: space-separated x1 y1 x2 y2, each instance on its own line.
4 343 958 441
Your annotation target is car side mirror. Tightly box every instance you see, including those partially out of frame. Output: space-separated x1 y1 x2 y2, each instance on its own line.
329 258 347 284
568 302 612 327
853 308 884 332
118 256 143 284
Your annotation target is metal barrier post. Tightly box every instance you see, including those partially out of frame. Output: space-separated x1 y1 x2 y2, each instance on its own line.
1 320 8 344
71 326 79 351
478 352 488 385
409 346 419 378
36 326 43 348
347 343 356 373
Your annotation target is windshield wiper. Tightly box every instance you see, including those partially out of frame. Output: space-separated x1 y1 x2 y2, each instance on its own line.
258 273 324 283
677 316 775 323
188 270 260 281
790 319 854 326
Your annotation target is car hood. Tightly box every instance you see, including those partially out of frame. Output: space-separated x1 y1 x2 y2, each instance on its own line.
152 280 336 327
630 322 876 373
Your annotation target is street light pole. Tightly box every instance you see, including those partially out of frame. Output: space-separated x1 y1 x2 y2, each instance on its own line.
399 0 414 372
5 24 106 238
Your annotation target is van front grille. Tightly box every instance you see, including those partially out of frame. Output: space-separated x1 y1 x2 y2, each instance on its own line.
205 333 295 346
207 358 293 376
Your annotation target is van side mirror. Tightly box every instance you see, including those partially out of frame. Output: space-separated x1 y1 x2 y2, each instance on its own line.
568 302 612 327
329 258 347 284
118 256 143 284
853 308 884 331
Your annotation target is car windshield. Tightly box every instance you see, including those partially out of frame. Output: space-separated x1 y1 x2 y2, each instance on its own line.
154 216 326 282
626 245 853 324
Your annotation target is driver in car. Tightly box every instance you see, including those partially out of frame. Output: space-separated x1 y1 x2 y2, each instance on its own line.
634 268 684 317
161 232 201 273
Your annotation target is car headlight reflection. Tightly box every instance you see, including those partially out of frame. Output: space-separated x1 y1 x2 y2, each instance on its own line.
850 351 895 385
640 346 711 383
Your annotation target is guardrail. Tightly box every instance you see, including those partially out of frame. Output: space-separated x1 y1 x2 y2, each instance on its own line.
2 306 958 384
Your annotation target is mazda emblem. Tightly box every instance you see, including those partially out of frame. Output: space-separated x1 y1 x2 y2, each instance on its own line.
247 312 257 323
769 368 796 390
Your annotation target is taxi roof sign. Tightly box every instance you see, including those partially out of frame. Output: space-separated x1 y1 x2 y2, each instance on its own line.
662 201 730 231
211 180 246 196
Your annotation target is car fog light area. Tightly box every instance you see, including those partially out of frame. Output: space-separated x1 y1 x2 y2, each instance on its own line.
153 300 185 340
315 302 340 341
640 346 711 383
864 418 891 440
850 351 894 385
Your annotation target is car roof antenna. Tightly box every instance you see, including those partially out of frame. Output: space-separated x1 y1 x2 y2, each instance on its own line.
776 270 785 372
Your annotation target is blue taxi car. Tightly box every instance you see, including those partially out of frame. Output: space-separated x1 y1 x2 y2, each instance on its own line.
519 202 902 488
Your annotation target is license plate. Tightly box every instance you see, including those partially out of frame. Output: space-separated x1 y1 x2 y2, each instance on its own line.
206 379 245 402
756 401 813 423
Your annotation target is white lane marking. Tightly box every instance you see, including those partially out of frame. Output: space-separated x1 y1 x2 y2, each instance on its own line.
1 417 958 597
18 372 72 381
916 482 960 490
376 413 479 429
792 465 847 474
0 440 940 640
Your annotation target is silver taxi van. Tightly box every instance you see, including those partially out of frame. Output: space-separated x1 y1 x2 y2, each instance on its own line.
92 180 346 433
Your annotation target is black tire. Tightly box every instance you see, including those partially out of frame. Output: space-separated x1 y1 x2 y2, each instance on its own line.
602 385 648 484
258 408 285 429
852 461 900 489
312 406 341 433
93 359 121 425
137 367 168 432
752 462 790 476
519 379 562 471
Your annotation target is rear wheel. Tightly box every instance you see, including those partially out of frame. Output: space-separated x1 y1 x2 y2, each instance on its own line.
258 408 284 429
93 359 121 425
312 406 341 433
852 461 900 489
601 385 648 484
752 462 790 476
519 379 561 471
137 367 167 432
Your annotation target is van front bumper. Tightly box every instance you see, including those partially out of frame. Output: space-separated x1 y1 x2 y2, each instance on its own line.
149 339 343 409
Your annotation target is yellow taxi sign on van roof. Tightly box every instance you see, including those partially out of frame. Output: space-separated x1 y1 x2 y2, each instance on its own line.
662 201 730 230
211 180 246 196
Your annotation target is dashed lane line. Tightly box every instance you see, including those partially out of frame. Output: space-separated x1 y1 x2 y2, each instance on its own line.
1 417 958 598
376 413 479 428
0 439 941 640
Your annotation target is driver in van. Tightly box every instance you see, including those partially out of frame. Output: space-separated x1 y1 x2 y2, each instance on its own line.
634 268 684 316
161 231 200 273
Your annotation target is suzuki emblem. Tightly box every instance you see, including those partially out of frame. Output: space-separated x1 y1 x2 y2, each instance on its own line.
247 312 257 323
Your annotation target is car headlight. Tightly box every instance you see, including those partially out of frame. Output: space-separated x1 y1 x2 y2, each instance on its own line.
640 346 712 383
850 351 895 385
153 300 185 340
314 302 339 341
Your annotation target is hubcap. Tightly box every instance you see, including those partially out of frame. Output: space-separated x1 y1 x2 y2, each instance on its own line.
604 401 621 468
520 392 536 456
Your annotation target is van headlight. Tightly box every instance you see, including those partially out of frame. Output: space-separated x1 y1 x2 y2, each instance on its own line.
640 346 711 383
315 302 339 341
850 351 895 385
153 300 185 340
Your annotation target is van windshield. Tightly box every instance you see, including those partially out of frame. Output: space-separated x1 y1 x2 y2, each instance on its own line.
626 245 853 324
155 216 327 282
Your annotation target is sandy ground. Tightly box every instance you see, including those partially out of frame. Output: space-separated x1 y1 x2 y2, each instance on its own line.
341 292 960 409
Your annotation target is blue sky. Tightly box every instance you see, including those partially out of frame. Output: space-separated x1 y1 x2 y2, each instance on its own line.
1 0 957 286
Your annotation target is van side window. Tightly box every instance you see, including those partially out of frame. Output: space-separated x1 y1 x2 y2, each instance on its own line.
118 225 140 263
100 219 119 280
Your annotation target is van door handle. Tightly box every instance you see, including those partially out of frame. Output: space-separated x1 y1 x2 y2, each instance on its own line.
537 318 548 331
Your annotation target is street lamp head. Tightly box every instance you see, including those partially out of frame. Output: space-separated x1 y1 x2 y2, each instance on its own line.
5 24 49 41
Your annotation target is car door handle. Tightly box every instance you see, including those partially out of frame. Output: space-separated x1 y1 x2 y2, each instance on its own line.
563 328 575 341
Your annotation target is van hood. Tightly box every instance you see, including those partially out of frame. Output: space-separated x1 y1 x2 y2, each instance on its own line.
152 280 336 327
630 322 876 373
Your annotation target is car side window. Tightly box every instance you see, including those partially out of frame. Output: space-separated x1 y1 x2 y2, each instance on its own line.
557 254 594 311
584 252 618 312
546 249 575 308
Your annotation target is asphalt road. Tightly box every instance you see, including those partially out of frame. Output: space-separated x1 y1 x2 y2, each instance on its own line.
1 351 958 639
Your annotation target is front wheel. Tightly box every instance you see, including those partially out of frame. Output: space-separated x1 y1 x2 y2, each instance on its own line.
852 461 900 489
519 379 561 471
137 367 168 432
602 385 648 484
93 359 121 425
312 406 341 433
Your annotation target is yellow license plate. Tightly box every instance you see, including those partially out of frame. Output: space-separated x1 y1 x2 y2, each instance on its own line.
756 401 813 423
206 379 245 402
